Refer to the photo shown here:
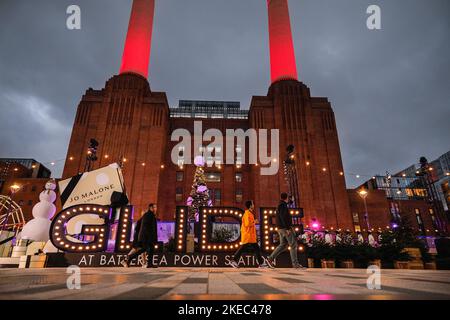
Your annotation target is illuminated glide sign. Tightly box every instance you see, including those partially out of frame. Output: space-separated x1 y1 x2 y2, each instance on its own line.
50 204 133 253
174 206 244 252
50 205 304 254
259 207 304 252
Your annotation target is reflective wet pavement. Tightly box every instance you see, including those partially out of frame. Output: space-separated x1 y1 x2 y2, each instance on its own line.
0 268 449 300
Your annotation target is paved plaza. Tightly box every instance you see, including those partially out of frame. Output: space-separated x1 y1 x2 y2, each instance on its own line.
0 268 449 300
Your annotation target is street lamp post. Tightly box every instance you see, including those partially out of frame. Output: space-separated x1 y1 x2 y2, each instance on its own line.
358 189 370 231
84 138 99 172
283 145 300 208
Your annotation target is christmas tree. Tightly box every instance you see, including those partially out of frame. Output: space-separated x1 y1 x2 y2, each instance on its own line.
186 156 212 223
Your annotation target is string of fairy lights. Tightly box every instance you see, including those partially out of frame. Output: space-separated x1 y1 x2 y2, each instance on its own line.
7 154 446 235
29 154 449 181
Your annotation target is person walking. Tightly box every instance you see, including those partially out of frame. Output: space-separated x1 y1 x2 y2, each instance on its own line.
121 203 159 268
230 200 269 269
266 193 305 269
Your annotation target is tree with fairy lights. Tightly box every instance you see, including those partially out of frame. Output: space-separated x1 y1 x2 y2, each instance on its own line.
186 156 212 226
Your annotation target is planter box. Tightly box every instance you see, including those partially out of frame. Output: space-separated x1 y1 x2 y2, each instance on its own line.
368 259 381 268
321 259 335 268
404 248 424 270
340 260 354 268
394 261 410 269
307 258 315 268
424 262 436 270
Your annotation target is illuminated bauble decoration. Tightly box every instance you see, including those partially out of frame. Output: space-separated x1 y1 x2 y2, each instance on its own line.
194 155 205 167
197 185 207 193
21 179 57 242
186 196 193 206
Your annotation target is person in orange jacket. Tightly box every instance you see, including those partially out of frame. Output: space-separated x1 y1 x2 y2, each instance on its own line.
230 200 270 269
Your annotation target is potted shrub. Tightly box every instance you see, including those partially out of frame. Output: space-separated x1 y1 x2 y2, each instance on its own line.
411 236 435 269
334 242 355 268
393 251 411 269
305 248 316 268
305 243 319 268
423 252 436 270
306 238 335 268
378 229 411 269
354 243 381 268
313 239 336 268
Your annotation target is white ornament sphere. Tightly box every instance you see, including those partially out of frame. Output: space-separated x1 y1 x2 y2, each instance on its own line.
32 201 56 219
194 155 205 167
39 190 56 203
21 218 52 242
197 185 207 193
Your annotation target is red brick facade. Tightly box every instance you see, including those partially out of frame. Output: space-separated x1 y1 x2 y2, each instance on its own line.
249 80 353 229
62 74 355 230
62 74 168 218
347 189 440 236
347 189 391 232
1 178 59 222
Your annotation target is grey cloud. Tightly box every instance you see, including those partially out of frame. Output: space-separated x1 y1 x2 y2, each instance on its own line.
0 0 449 187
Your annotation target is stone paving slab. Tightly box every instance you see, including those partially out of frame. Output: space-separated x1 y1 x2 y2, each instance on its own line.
0 267 449 300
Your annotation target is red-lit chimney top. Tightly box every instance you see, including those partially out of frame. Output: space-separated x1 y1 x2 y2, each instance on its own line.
119 0 155 78
267 0 298 83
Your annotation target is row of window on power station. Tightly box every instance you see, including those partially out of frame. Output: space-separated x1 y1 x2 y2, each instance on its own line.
175 172 242 183
175 188 244 205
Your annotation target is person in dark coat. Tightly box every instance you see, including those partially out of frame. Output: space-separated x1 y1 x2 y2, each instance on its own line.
121 203 158 268
266 193 305 269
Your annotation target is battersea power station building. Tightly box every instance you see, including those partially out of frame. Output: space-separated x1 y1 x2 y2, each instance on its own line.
62 0 354 230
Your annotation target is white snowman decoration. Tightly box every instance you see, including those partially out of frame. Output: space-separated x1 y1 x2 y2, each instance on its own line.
20 179 57 242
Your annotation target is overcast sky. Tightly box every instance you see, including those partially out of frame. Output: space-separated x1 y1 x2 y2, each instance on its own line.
0 0 449 187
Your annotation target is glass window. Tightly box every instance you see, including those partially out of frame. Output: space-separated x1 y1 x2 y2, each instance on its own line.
176 171 184 182
205 172 221 183
415 208 424 230
236 189 243 203
236 145 243 165
235 173 242 183
214 189 221 206
176 187 183 202
414 189 427 198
